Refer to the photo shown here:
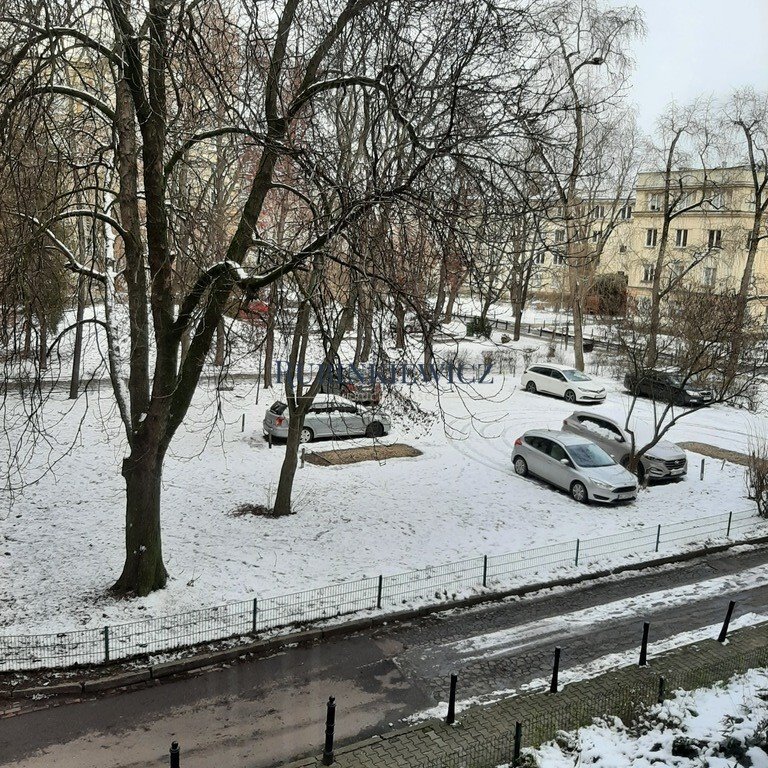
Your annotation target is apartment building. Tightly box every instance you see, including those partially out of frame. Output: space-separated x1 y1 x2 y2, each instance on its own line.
532 166 767 317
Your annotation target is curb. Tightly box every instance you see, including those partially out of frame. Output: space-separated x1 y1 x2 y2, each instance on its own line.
5 534 768 702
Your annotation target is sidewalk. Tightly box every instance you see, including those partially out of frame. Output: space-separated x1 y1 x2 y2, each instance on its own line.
285 622 768 768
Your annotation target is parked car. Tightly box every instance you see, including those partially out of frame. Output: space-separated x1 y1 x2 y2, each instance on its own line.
562 409 687 483
512 429 638 504
520 363 606 404
319 370 382 405
262 394 391 443
623 367 713 407
236 299 269 325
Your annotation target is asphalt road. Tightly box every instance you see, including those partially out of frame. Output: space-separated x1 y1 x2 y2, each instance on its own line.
3 545 768 768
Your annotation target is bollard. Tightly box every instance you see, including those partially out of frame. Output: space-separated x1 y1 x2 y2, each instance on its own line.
574 539 580 566
700 458 705 480
549 647 561 694
726 510 733 538
300 447 306 468
718 600 736 643
482 555 488 587
103 626 110 663
657 676 665 704
169 741 180 768
268 432 273 449
322 696 336 765
241 413 245 432
639 622 650 667
513 721 522 765
446 673 458 724
655 523 661 553
376 574 383 609
251 597 258 633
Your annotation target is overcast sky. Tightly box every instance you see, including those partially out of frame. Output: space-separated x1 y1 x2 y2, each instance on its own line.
623 0 768 136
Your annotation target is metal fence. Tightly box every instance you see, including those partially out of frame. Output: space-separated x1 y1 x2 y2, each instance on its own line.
0 507 762 671
429 642 768 768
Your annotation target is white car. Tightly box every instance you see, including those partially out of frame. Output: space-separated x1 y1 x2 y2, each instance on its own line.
521 363 606 404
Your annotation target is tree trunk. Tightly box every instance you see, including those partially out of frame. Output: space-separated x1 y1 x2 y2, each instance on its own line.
23 302 32 358
273 413 304 516
214 318 225 366
571 287 585 371
444 282 460 323
38 311 47 371
69 274 86 398
360 290 373 363
393 299 406 350
113 448 169 596
263 282 278 389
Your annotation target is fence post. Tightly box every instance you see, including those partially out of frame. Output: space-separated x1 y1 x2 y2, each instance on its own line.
322 696 336 765
700 459 705 480
549 647 561 694
482 555 488 588
655 524 661 553
574 539 580 567
726 511 733 538
513 722 522 765
268 432 273 449
170 741 180 768
657 676 665 704
718 600 736 643
241 413 245 432
103 626 110 663
251 598 258 633
376 575 383 609
639 622 650 667
446 673 458 724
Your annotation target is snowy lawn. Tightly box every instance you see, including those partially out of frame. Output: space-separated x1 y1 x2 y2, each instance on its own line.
533 667 768 767
1 329 768 637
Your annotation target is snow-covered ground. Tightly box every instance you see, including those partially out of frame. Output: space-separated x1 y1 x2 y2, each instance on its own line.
1 315 768 639
532 667 768 767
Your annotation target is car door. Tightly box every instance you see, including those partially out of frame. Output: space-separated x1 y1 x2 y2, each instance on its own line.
523 435 549 478
547 369 567 398
527 366 551 392
331 403 366 436
306 404 333 438
544 440 572 488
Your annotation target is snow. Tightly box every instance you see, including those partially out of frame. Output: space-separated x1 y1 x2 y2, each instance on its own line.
2 308 768 648
533 667 768 767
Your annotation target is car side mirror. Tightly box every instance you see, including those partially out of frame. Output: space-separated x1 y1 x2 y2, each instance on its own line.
615 435 624 442
560 458 570 465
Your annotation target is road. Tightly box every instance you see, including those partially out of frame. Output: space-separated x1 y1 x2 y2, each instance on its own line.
3 545 768 768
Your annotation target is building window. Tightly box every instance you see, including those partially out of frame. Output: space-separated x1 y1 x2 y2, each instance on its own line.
648 193 661 211
530 272 543 288
670 260 683 279
553 253 566 266
591 230 601 243
554 230 565 244
645 228 658 247
619 244 627 253
555 205 564 218
702 266 717 287
590 204 605 219
619 204 633 220
708 229 722 249
675 229 688 248
642 264 656 283
532 251 545 264
710 192 728 210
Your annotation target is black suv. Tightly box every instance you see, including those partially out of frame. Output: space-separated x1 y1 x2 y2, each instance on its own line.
624 367 713 407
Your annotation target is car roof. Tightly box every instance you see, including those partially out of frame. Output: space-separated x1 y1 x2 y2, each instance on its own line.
300 393 354 406
524 429 594 445
529 363 579 372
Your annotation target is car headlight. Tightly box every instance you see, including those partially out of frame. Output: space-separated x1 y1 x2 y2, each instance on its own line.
685 390 700 396
589 478 613 490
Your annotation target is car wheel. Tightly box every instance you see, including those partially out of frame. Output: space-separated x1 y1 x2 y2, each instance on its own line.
571 481 588 503
299 427 314 444
365 421 385 438
525 381 537 394
564 389 577 403
513 456 528 476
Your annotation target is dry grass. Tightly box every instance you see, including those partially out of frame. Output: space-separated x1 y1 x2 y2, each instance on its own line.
677 442 750 466
304 443 423 467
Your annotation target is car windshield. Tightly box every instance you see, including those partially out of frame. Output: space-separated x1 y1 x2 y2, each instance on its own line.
563 369 592 382
567 442 615 467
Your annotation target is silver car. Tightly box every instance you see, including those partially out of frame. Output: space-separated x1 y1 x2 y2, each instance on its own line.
512 429 638 504
263 394 391 443
562 410 687 483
